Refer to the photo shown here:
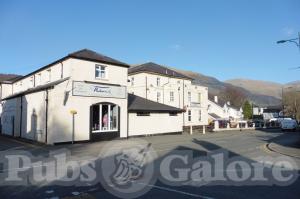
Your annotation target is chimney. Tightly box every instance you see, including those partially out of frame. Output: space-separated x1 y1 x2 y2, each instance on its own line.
227 101 231 106
214 96 218 103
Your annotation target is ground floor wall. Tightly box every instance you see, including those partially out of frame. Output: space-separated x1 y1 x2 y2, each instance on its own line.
183 107 209 126
128 112 183 136
46 81 128 144
1 92 47 143
1 80 128 145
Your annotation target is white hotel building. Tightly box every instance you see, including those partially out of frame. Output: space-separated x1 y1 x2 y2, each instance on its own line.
0 49 184 144
128 62 209 133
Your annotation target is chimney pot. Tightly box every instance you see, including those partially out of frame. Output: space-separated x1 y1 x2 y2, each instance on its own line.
214 96 218 103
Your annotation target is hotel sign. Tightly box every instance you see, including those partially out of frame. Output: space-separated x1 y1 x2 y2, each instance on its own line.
72 81 126 99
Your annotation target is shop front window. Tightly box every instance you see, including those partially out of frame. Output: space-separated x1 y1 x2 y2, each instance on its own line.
92 103 119 132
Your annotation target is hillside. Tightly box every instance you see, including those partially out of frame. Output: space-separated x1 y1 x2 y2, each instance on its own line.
225 79 282 99
170 68 282 107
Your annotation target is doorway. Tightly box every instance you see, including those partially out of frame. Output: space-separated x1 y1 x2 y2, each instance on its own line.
90 103 120 141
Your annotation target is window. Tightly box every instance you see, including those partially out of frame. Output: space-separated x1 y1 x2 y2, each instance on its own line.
170 91 174 102
169 112 177 116
137 112 150 116
36 73 41 86
157 77 160 87
188 92 191 103
198 110 202 121
95 65 106 79
198 93 201 103
60 63 64 79
92 103 119 132
47 69 51 82
157 92 161 102
30 76 34 87
188 110 192 121
131 77 134 86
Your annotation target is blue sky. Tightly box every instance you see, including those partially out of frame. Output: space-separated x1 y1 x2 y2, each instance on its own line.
0 0 299 84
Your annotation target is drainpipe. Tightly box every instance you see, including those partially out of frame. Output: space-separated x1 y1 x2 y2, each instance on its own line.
19 96 22 138
162 78 170 104
183 80 185 125
45 90 49 144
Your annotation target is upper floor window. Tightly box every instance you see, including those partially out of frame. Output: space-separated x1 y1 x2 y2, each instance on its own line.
95 65 106 79
188 92 191 103
36 73 41 86
131 77 134 86
188 110 192 121
198 93 201 103
170 91 174 102
47 69 51 82
157 77 160 87
30 76 34 87
157 92 161 102
198 110 202 121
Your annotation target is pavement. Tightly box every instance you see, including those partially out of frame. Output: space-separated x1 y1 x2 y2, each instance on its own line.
0 129 299 199
266 132 300 159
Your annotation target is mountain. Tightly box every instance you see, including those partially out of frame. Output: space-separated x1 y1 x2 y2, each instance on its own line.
225 79 283 99
0 73 22 82
169 68 282 107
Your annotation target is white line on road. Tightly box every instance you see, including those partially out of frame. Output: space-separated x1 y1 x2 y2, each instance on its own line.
138 182 215 199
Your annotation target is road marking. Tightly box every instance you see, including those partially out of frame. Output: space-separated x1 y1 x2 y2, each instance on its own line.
138 182 215 199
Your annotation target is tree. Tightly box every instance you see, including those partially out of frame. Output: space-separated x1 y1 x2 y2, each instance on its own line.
283 90 300 120
243 100 252 120
220 85 247 107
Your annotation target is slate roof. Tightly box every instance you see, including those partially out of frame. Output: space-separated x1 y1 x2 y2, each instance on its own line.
209 113 222 119
208 93 240 109
0 74 22 83
128 94 183 113
2 77 70 100
11 49 130 82
68 49 129 68
129 62 192 80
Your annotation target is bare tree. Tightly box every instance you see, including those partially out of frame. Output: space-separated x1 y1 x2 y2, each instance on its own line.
220 85 247 107
283 90 300 120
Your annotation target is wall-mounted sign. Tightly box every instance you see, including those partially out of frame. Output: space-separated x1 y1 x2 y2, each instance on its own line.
72 81 126 99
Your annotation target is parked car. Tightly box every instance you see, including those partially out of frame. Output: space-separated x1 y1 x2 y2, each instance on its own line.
280 119 298 131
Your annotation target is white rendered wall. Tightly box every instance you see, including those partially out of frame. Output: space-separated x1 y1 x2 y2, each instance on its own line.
128 112 183 136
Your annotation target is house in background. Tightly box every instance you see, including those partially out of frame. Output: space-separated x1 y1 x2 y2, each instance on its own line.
207 95 243 122
128 62 209 134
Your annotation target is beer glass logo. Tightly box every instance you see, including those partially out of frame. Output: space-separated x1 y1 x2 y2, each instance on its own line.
99 139 157 198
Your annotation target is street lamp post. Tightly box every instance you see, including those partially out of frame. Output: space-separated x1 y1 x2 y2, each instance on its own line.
277 32 300 51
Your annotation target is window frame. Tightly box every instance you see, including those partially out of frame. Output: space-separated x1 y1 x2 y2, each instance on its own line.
157 92 161 102
95 64 107 79
170 91 174 102
137 112 150 116
188 92 191 103
188 110 192 121
46 69 51 83
169 112 178 116
198 93 201 103
30 76 34 87
157 77 160 87
198 110 202 121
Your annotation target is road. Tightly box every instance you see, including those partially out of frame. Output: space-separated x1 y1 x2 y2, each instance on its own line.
0 129 299 199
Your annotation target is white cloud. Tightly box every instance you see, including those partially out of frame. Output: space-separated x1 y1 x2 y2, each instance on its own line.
282 27 295 37
170 44 182 51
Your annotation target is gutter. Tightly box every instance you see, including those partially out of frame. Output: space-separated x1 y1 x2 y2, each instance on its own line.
19 96 22 138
